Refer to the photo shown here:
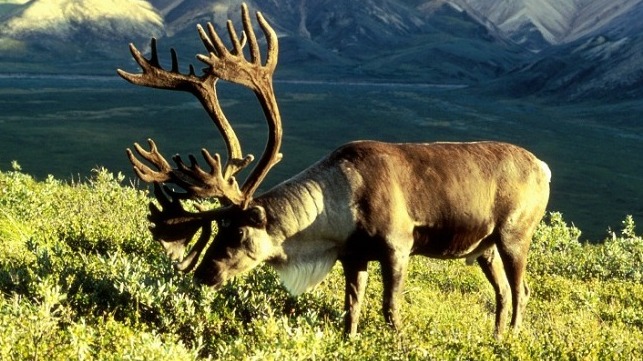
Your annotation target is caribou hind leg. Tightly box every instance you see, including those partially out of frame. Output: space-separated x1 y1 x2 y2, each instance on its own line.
497 229 533 334
476 246 511 339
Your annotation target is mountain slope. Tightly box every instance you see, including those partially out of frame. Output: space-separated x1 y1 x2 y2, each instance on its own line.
497 1 643 100
0 0 163 61
149 0 526 83
0 0 641 100
445 0 642 50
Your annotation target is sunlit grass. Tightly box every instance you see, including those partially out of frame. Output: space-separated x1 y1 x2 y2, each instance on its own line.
0 167 642 359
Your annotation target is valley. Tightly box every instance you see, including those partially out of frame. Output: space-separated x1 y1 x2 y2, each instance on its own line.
0 74 640 241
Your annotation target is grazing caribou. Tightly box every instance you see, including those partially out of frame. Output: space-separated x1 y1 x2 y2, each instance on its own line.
118 4 551 338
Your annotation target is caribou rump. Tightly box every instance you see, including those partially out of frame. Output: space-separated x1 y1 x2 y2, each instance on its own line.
118 4 551 338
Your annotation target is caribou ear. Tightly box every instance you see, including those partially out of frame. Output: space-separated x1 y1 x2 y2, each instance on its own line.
246 206 267 228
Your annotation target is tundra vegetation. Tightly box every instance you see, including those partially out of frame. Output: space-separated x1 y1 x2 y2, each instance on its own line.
0 164 642 360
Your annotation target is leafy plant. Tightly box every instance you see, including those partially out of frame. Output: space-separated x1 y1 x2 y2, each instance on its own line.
1 166 642 360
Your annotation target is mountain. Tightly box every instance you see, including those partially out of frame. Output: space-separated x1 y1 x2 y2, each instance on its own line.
446 0 642 51
132 0 527 84
0 0 163 65
496 1 643 100
0 0 641 100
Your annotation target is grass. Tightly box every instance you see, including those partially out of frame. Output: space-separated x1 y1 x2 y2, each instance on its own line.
1 165 642 359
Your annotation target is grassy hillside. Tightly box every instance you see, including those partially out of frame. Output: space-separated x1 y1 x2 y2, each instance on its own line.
1 164 642 360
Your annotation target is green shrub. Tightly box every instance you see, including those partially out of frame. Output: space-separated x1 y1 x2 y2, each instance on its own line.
531 212 643 282
1 166 642 359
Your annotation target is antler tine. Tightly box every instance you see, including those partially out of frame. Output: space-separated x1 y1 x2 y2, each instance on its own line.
203 22 228 57
170 48 180 73
149 38 160 67
150 38 161 68
256 11 279 72
227 20 247 56
126 139 172 183
242 5 261 65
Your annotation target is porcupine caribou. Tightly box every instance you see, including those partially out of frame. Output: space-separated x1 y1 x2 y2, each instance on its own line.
118 4 551 338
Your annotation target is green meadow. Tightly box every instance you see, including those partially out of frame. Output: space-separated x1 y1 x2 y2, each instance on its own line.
0 165 642 360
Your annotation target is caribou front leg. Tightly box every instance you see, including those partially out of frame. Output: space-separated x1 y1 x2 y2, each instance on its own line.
380 250 410 331
341 258 369 336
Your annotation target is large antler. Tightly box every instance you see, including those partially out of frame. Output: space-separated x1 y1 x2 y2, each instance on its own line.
118 4 282 206
118 34 254 203
196 4 283 207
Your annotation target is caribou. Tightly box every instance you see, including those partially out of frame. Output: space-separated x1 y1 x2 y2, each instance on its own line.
117 4 551 338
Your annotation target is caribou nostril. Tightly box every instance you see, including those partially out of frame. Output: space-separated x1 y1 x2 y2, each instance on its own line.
193 269 222 288
193 257 224 287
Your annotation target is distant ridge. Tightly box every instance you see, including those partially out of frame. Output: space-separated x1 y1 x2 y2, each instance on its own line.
0 0 641 100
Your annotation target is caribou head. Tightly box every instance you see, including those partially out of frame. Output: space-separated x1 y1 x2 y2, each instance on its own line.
118 4 283 285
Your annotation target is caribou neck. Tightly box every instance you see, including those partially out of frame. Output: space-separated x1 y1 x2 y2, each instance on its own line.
254 161 358 259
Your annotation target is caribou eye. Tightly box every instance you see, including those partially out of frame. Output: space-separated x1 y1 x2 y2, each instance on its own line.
236 227 248 238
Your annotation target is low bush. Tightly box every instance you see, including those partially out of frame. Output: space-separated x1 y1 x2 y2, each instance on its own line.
0 165 642 359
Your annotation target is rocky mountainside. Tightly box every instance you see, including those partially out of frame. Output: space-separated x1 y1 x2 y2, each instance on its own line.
446 0 642 50
0 0 163 62
0 0 641 100
496 1 643 99
147 0 526 83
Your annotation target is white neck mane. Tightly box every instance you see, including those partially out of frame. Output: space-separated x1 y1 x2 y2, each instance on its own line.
273 251 338 296
259 160 357 296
